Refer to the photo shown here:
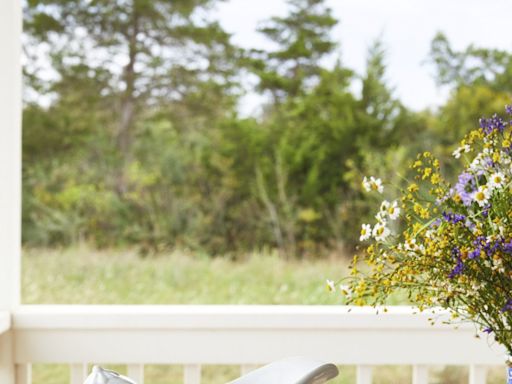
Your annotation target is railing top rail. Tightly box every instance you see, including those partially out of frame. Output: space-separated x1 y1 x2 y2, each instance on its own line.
12 305 506 365
13 305 457 331
12 305 503 365
0 310 10 335
15 304 427 315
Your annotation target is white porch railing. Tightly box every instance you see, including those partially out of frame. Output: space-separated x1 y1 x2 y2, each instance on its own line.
0 305 507 384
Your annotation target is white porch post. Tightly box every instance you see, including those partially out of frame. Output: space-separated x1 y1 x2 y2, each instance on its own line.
0 0 23 383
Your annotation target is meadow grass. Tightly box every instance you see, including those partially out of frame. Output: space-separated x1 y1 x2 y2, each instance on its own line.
22 247 504 384
22 246 349 305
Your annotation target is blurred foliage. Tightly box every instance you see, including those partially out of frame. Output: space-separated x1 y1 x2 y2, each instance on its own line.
430 32 512 92
22 0 512 257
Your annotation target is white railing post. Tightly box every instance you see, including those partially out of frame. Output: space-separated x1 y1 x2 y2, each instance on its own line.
184 364 201 384
469 365 487 384
412 365 429 384
0 332 15 384
356 365 373 384
0 0 22 383
70 364 88 384
127 364 144 384
15 364 32 384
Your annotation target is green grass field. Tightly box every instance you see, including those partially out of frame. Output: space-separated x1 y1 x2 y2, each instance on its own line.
22 247 349 305
22 247 505 384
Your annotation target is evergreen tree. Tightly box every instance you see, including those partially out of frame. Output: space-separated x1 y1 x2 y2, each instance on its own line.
250 0 338 103
357 39 403 148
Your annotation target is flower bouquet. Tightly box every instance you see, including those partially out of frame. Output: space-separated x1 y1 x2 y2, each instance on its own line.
340 106 512 374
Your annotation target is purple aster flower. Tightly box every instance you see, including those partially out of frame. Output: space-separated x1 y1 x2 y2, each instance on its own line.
504 241 512 254
480 237 504 257
484 157 495 168
479 118 492 134
449 257 465 279
473 236 485 246
454 172 476 206
448 247 465 278
482 204 490 218
479 114 508 135
430 218 442 227
454 214 466 223
501 299 512 313
464 219 476 231
468 248 481 259
506 104 512 115
491 238 504 253
442 211 466 224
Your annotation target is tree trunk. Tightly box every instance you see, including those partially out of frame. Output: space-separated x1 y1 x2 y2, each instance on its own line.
116 8 139 195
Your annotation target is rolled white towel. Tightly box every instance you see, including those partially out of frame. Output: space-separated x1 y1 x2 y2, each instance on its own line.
229 357 339 384
84 366 138 384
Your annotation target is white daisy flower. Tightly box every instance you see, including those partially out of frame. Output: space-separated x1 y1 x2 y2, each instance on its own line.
452 148 462 159
375 200 390 222
359 223 372 241
452 144 470 159
326 279 336 292
500 152 511 165
488 172 505 189
379 200 390 212
375 211 386 222
362 177 371 192
372 222 390 242
339 284 353 298
362 176 383 193
372 177 384 193
469 153 486 172
469 157 480 171
404 238 418 251
387 200 400 220
472 185 490 207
